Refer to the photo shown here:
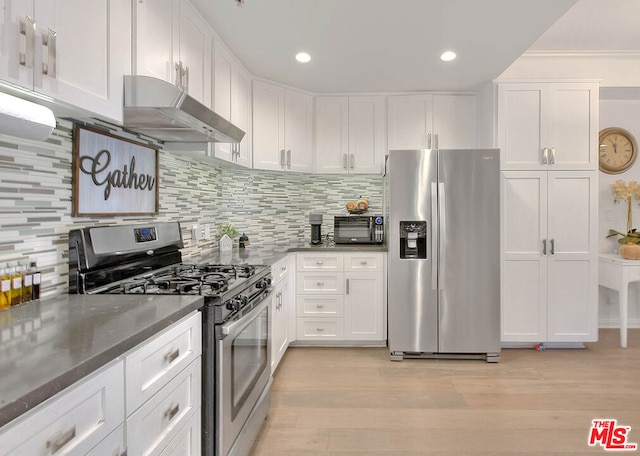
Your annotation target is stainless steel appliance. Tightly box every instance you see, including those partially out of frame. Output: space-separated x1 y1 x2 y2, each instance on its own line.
334 215 384 244
386 149 500 362
309 213 323 245
68 222 272 456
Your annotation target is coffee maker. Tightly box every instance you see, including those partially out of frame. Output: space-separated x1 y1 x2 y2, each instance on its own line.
309 213 322 245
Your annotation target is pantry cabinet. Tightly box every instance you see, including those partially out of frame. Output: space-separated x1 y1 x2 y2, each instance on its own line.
213 41 252 167
387 93 477 150
501 170 598 343
294 252 386 343
133 0 212 107
252 80 313 172
0 0 130 122
497 82 598 170
315 96 386 174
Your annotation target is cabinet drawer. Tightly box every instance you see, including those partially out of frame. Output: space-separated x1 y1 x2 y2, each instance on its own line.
159 413 201 456
87 424 125 456
127 358 201 456
271 256 290 283
297 253 343 271
297 319 344 339
344 253 383 270
296 273 344 294
0 361 124 456
297 295 344 317
126 312 202 416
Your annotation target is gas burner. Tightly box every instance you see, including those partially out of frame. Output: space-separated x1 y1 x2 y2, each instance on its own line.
234 264 255 278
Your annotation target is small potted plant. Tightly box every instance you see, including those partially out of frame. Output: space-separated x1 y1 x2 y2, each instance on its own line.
219 223 239 252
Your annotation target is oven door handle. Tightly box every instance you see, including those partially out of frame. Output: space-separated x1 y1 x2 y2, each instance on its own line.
219 290 271 338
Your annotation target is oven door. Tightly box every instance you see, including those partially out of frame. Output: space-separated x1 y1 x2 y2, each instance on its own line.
216 296 271 456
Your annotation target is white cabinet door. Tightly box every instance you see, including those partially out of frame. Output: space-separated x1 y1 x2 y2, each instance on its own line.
497 82 598 171
252 80 284 171
284 89 313 172
344 271 384 340
432 94 477 149
315 96 349 174
388 94 432 150
501 170 597 343
270 279 290 373
231 67 252 167
501 171 548 342
0 0 130 122
133 0 178 85
348 96 386 173
177 0 212 107
546 171 598 342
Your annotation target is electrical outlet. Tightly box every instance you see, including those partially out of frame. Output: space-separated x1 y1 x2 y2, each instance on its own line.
204 224 211 240
192 224 200 243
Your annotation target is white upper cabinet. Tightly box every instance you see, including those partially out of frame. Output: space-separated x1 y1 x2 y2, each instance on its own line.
213 41 252 167
133 0 212 107
315 96 386 174
497 82 598 171
252 80 312 172
0 0 130 122
388 93 477 150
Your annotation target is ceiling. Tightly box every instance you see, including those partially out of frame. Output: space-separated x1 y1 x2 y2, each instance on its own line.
191 0 640 94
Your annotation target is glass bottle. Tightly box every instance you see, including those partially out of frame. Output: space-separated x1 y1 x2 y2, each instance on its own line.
0 264 10 310
30 262 41 301
21 262 32 303
9 264 22 306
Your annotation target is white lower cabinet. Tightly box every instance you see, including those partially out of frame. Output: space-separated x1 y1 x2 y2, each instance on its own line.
0 360 124 456
270 255 293 373
0 311 202 456
295 252 386 344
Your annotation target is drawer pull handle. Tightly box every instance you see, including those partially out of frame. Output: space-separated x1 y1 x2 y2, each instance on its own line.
46 426 76 454
164 348 180 363
360 261 368 265
164 403 180 421
316 327 324 332
316 304 325 309
316 281 324 286
316 260 324 265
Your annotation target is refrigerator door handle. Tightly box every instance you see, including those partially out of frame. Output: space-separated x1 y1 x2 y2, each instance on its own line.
431 182 438 291
438 182 446 291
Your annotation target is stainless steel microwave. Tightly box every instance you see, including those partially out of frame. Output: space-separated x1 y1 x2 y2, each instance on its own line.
334 215 384 244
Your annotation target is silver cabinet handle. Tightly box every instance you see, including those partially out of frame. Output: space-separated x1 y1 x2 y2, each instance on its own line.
550 147 556 165
434 133 439 150
175 62 182 88
164 403 180 421
164 348 180 363
316 260 324 265
343 153 348 169
349 154 355 169
316 304 325 309
542 239 547 255
286 149 291 168
316 281 324 286
427 132 432 149
316 327 325 332
41 28 57 77
360 261 368 265
542 148 548 165
46 426 76 454
184 66 189 92
550 238 555 255
19 15 35 69
346 278 350 294
280 149 286 168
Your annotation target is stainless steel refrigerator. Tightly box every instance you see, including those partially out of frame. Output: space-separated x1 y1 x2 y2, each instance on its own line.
386 148 500 362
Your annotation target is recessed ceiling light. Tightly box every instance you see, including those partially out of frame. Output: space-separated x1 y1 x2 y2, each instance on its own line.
440 51 457 62
296 52 311 63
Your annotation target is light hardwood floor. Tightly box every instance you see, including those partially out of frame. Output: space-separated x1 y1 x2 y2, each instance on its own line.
250 329 640 455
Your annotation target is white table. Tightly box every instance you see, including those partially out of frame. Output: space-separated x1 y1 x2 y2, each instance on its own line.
599 253 640 348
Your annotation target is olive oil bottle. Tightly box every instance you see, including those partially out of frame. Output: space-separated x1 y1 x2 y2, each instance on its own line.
21 263 32 303
9 264 22 306
0 264 10 310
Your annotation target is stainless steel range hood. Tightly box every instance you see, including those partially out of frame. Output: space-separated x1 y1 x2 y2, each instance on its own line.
123 75 245 143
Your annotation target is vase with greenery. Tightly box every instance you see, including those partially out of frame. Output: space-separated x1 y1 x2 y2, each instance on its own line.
218 223 239 252
607 179 640 246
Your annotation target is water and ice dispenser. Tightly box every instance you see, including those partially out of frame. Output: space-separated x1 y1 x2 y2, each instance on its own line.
399 221 427 259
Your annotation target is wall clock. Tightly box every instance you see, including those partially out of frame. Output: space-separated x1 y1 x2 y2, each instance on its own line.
599 127 638 174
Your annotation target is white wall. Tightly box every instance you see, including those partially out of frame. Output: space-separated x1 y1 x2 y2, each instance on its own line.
599 99 640 327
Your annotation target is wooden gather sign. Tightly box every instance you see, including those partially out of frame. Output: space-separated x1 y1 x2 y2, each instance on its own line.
72 124 159 216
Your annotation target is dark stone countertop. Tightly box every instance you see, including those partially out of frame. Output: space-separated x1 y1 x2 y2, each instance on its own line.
0 294 203 428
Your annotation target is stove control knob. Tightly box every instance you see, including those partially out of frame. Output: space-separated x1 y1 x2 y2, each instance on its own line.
256 278 272 289
226 298 241 312
238 294 248 306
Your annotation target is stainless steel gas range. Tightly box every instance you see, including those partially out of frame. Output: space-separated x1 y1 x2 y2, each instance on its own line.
69 222 272 456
